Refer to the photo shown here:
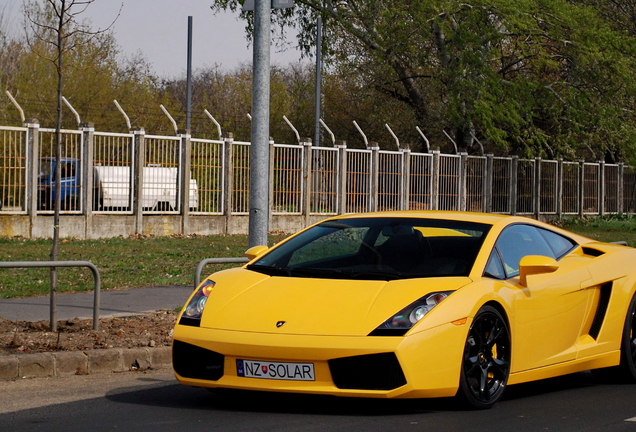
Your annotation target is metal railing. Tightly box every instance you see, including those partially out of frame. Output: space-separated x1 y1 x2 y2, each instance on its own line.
0 260 101 330
194 257 249 288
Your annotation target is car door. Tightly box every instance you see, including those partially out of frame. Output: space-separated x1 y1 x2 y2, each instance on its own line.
486 224 593 373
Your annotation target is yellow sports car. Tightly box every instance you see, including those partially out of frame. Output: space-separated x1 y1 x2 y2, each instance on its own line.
172 211 636 408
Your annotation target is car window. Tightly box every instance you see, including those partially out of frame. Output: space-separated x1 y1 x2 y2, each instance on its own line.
537 228 576 258
288 226 369 266
484 252 506 279
494 224 555 278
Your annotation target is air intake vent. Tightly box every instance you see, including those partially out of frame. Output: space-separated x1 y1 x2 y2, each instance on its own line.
328 352 407 390
172 340 225 381
589 283 612 340
582 247 604 257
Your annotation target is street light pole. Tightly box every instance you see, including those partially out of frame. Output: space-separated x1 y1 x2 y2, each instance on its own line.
313 16 322 147
249 0 272 247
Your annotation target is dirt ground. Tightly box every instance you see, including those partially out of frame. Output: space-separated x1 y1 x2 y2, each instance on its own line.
0 311 177 355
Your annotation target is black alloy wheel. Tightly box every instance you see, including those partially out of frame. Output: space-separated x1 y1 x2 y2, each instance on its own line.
458 305 511 409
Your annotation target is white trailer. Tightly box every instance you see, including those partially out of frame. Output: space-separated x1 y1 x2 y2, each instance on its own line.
93 166 198 211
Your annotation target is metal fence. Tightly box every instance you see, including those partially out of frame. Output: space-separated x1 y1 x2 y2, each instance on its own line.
2 122 636 220
38 128 83 213
191 138 224 215
310 146 339 215
93 131 134 213
272 144 303 215
0 126 26 213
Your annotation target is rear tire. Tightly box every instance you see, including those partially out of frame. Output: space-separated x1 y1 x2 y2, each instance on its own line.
593 293 636 383
457 305 511 409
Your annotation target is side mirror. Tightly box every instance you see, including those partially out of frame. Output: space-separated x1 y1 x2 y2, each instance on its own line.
519 255 559 287
245 245 269 261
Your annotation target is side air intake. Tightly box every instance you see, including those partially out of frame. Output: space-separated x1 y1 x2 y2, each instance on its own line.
589 283 612 340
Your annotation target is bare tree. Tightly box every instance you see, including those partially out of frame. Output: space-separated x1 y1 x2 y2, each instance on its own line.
24 0 120 331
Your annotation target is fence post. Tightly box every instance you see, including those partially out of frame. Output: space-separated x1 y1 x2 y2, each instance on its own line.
132 127 145 234
431 150 440 210
599 161 605 217
401 148 411 210
179 130 192 235
336 141 347 214
302 138 312 226
26 119 40 236
534 157 541 219
268 138 275 228
510 156 518 215
578 160 585 218
618 162 624 215
485 154 493 213
81 123 94 238
459 152 468 212
370 143 379 212
557 158 563 219
223 134 234 234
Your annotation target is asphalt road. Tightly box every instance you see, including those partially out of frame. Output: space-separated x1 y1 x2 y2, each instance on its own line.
2 369 636 432
0 285 193 321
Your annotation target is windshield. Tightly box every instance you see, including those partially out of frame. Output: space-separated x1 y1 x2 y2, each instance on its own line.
247 217 491 280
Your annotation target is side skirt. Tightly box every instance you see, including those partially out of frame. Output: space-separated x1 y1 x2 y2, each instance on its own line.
508 351 620 385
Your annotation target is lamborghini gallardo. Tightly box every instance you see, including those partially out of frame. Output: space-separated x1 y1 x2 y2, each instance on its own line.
172 212 636 408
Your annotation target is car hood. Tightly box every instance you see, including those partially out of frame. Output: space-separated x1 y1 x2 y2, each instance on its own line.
198 267 472 336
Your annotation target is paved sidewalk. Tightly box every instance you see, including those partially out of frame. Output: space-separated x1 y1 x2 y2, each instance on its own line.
0 286 194 381
0 285 193 322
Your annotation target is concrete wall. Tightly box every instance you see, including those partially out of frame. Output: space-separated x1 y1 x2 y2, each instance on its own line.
0 214 321 239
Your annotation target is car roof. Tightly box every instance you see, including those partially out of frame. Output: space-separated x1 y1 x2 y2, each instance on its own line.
330 211 511 225
327 210 596 245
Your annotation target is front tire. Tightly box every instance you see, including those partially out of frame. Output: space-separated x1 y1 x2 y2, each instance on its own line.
458 305 511 409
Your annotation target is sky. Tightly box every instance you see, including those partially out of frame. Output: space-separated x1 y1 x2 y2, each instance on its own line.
1 0 304 78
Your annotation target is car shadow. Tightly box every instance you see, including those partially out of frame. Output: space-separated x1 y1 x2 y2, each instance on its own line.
502 371 597 402
106 384 459 415
105 371 603 415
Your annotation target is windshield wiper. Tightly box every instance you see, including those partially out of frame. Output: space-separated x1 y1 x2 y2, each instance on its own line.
246 264 292 277
289 267 403 281
359 270 403 281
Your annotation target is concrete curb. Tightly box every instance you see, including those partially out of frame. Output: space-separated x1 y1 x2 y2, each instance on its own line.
0 346 172 381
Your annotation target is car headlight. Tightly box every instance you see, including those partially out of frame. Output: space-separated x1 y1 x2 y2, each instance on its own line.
179 279 215 326
370 291 453 336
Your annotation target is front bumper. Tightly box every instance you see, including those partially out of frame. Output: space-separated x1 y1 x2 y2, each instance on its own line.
172 321 468 399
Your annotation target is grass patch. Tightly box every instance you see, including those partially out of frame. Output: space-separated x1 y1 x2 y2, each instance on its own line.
0 234 286 299
559 215 636 246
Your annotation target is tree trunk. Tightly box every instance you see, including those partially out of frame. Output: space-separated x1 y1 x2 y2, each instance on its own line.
49 0 67 332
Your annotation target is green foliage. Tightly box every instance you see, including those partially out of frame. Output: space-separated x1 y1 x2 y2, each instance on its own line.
0 0 168 133
3 0 636 159
210 0 636 161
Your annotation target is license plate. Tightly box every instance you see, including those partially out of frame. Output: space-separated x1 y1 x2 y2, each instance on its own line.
236 359 315 381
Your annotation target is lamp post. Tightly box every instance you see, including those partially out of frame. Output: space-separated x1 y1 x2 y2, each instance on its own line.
244 0 295 247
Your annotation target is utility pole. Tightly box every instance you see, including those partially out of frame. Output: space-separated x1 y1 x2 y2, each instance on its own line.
249 0 272 247
186 16 193 133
